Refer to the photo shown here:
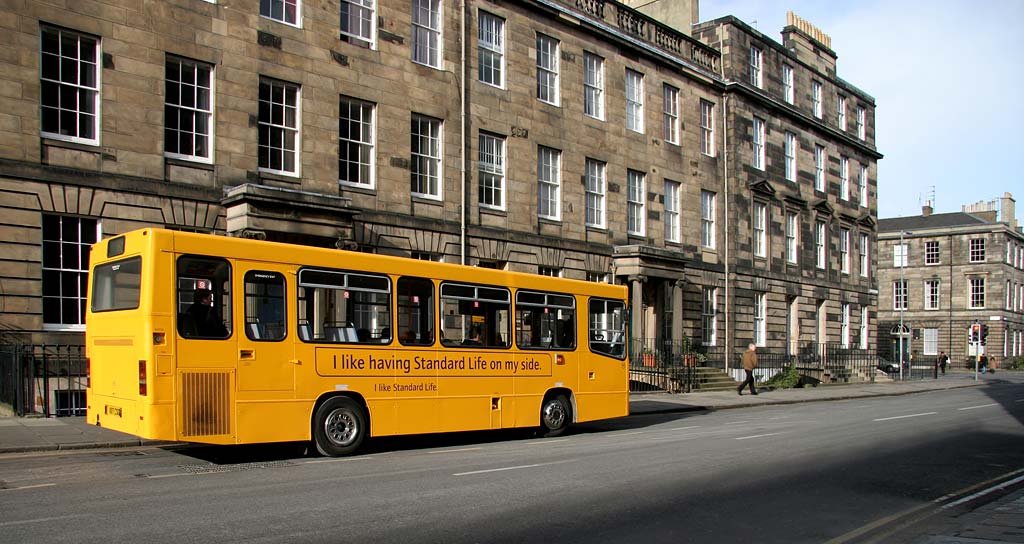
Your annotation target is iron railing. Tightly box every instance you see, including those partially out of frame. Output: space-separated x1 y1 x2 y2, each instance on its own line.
0 344 87 417
629 340 938 393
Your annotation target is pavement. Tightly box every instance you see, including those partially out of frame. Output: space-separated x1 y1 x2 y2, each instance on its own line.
0 370 1021 542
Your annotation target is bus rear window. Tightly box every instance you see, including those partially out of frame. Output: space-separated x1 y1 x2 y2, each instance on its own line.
91 257 142 312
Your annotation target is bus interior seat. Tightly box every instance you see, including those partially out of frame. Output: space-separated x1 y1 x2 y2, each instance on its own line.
298 323 312 341
248 322 262 340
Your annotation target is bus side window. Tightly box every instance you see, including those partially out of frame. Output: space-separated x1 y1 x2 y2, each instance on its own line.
297 268 391 344
397 277 434 346
439 283 510 349
244 271 286 342
589 298 626 358
176 256 232 340
515 290 576 351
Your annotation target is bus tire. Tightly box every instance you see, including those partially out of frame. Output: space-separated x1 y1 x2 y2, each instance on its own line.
313 397 366 457
540 394 571 437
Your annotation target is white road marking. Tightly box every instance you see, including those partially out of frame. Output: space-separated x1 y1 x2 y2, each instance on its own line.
873 412 937 422
525 439 570 445
427 447 481 454
453 459 576 476
0 514 85 527
942 473 1024 510
958 403 999 411
735 432 782 440
0 483 56 491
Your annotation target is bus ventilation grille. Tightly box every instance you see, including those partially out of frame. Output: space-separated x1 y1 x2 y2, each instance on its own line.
181 371 232 437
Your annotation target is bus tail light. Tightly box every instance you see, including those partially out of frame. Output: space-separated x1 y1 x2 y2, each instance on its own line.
86 358 91 388
139 360 147 396
556 354 565 366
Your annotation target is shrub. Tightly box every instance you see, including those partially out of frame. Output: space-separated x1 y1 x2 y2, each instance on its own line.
763 364 801 389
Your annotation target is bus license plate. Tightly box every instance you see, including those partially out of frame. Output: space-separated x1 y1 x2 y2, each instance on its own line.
105 405 122 417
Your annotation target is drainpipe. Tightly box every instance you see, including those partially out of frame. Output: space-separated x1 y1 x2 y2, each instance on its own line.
720 35 731 372
459 0 468 265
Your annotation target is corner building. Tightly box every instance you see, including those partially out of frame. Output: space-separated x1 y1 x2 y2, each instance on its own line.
0 1 879 364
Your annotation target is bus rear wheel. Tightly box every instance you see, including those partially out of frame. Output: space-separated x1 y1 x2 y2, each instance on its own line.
540 394 571 437
313 397 366 457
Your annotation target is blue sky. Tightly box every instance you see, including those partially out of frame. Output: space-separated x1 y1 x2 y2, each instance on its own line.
700 0 1024 223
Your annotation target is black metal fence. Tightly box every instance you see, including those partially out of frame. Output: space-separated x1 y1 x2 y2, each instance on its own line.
0 345 87 417
629 339 938 394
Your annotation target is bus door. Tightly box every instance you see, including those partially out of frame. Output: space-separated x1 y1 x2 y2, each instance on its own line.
236 266 294 392
175 255 237 440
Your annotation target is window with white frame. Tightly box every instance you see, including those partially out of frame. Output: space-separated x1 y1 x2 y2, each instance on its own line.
837 95 846 130
893 243 908 267
860 233 869 278
700 99 715 156
625 69 644 133
925 240 939 265
785 211 798 264
859 306 869 349
42 214 99 329
816 220 827 269
411 114 442 199
664 180 680 243
585 158 606 228
583 52 604 120
782 64 794 104
40 26 100 145
663 84 679 144
841 303 850 348
969 238 986 262
627 170 645 236
814 144 825 192
839 156 850 201
701 190 716 249
587 271 609 283
478 11 504 87
258 78 300 176
893 280 907 310
858 164 868 207
840 227 850 274
969 277 985 309
754 292 766 346
784 132 797 182
165 57 213 162
753 201 767 258
537 146 561 221
261 0 300 26
338 96 375 188
1006 280 1012 310
536 34 559 105
812 80 822 118
538 266 561 277
411 0 442 68
340 0 375 47
925 279 940 310
923 328 938 355
478 132 505 210
749 46 762 88
413 251 442 261
856 106 866 140
702 287 717 345
752 117 765 170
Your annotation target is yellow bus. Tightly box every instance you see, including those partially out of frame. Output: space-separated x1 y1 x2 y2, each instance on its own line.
86 229 628 455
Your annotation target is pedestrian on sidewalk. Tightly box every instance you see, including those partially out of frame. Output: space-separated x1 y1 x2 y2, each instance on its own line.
938 351 948 375
738 343 758 396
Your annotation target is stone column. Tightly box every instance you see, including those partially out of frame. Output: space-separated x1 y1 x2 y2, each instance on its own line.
672 279 685 347
629 275 645 347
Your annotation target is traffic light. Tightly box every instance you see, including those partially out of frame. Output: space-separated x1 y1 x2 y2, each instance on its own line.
981 324 990 345
969 323 981 343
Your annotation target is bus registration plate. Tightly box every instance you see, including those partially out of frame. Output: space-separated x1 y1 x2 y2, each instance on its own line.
105 405 122 417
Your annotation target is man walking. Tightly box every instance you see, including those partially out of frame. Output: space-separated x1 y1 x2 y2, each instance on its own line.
738 343 758 396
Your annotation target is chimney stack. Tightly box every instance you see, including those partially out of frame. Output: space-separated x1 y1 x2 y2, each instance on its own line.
922 204 932 217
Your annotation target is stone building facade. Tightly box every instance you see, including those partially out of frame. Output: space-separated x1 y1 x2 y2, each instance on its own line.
877 196 1024 368
0 1 879 362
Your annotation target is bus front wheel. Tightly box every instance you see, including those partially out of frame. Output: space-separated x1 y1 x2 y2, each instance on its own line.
540 394 571 437
313 397 366 457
